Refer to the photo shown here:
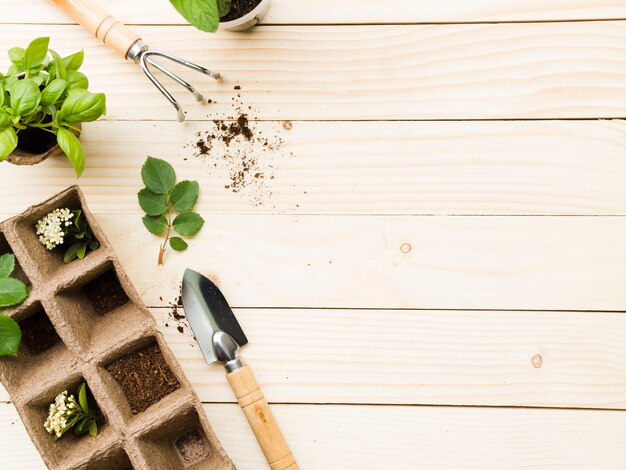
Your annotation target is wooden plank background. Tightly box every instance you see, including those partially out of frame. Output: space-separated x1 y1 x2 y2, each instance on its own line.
1 0 626 468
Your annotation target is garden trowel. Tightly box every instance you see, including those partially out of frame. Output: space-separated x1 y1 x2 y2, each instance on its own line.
182 269 298 470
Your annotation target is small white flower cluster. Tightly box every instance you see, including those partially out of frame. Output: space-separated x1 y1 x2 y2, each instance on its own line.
44 390 79 439
35 208 74 250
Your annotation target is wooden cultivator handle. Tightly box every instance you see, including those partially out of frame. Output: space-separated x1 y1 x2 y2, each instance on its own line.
227 365 299 470
50 0 141 59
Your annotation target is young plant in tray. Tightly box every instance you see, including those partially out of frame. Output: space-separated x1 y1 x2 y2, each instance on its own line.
138 156 204 265
44 383 98 441
0 253 28 357
36 208 100 263
0 36 106 176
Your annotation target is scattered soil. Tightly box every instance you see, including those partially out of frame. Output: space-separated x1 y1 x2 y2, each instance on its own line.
15 125 57 155
220 0 262 22
19 308 60 355
167 296 188 335
105 342 180 415
175 428 212 464
83 270 129 316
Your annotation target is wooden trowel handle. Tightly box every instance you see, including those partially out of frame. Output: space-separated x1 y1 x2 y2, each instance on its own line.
50 0 141 59
227 364 299 470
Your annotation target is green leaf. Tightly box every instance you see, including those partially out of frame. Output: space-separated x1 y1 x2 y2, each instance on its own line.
23 37 49 71
170 0 220 33
0 315 21 357
141 156 176 195
40 78 67 106
78 383 89 411
89 240 100 251
66 70 88 90
172 212 204 236
76 242 88 259
138 188 168 216
0 277 28 307
8 47 25 68
48 50 66 81
56 127 85 177
63 243 80 263
0 127 18 162
142 214 168 235
0 254 15 278
217 0 231 17
58 91 106 124
170 180 199 212
88 420 98 437
10 79 41 115
0 108 12 130
62 50 84 71
169 237 188 251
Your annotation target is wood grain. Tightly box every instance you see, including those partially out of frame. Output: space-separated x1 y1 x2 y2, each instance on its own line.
6 0 626 24
3 402 626 469
5 308 626 408
1 23 626 120
2 120 626 216
0 214 617 311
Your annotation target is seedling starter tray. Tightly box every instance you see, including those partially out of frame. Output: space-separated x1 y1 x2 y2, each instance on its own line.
0 186 234 470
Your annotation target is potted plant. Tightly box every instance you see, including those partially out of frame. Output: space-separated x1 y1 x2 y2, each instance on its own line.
170 0 271 32
0 37 106 177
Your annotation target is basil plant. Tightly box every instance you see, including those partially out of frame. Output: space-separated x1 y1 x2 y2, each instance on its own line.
0 37 106 177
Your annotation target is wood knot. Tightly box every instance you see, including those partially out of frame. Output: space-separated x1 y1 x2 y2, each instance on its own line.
282 121 293 130
531 354 543 369
400 243 412 254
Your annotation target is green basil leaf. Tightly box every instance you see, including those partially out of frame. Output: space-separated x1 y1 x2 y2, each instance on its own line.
169 237 188 252
40 78 67 106
10 79 41 115
0 277 28 307
58 91 106 124
0 315 21 357
138 188 168 216
141 156 176 195
0 254 15 278
172 211 204 236
88 420 98 437
66 70 88 90
217 0 231 17
142 214 168 235
0 127 18 162
56 127 85 177
48 49 66 81
23 37 49 71
0 108 12 130
62 50 84 71
170 180 199 212
170 0 220 33
8 47 25 68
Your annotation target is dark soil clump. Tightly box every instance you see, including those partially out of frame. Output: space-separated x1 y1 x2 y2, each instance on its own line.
105 342 180 415
220 0 262 22
16 125 57 155
20 309 60 355
83 270 129 316
175 428 212 464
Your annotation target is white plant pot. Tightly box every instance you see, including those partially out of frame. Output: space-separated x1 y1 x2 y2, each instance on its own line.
219 0 271 31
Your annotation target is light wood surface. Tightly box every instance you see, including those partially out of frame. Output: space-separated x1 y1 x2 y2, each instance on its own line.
2 23 626 120
227 365 298 470
1 0 626 468
3 403 626 470
6 0 626 24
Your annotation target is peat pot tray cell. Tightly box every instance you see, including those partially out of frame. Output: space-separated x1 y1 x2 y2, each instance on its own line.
137 406 228 470
13 188 102 280
70 446 135 470
21 376 111 469
102 338 183 419
0 302 73 394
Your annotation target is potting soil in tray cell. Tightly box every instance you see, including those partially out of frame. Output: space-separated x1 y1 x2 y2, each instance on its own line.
81 268 130 316
19 305 62 355
105 341 181 415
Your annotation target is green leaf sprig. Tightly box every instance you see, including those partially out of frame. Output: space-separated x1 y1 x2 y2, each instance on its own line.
138 157 204 265
0 37 106 177
44 383 98 441
0 253 28 357
169 0 231 32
